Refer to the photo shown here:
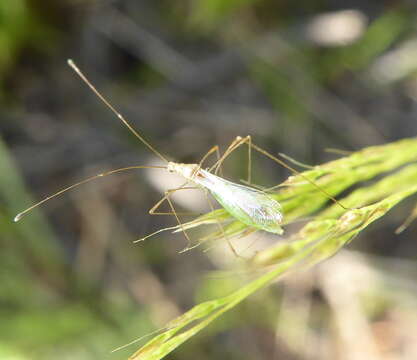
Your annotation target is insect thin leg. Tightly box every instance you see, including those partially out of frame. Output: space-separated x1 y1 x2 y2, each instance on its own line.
197 144 225 177
203 227 256 254
203 189 245 259
149 185 201 216
192 144 244 256
248 141 349 211
164 191 194 250
211 137 241 174
214 146 224 177
210 136 248 175
219 135 348 210
199 145 219 167
211 135 349 210
204 145 246 258
176 146 233 253
210 135 252 183
135 188 194 244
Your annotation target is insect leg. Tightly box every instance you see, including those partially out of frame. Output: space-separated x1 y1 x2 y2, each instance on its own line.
210 136 253 183
198 144 225 177
140 145 232 246
199 143 248 258
163 190 196 250
210 135 348 210
210 136 242 174
202 189 245 259
199 145 219 167
244 137 349 210
149 185 201 216
136 187 196 247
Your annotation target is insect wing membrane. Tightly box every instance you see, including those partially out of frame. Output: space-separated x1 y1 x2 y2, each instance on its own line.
196 170 284 234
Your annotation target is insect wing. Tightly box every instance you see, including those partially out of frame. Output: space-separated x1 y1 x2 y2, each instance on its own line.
197 170 284 234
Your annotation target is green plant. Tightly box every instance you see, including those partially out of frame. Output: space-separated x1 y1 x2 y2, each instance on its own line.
128 137 417 360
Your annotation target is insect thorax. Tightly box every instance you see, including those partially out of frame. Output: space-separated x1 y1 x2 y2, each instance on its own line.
167 162 201 182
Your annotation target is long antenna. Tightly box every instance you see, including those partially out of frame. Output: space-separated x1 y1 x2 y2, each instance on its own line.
14 165 165 222
67 59 168 163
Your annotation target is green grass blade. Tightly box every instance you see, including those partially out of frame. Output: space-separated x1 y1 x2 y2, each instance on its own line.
129 137 417 359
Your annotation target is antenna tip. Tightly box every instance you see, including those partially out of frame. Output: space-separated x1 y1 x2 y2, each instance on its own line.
14 213 22 222
67 59 78 71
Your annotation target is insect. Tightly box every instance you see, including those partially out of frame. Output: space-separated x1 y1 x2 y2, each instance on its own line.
14 60 346 254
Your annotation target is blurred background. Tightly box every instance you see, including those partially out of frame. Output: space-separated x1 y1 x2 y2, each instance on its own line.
2 1 417 359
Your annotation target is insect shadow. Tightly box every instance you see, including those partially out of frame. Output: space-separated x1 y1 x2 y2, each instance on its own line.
14 60 348 256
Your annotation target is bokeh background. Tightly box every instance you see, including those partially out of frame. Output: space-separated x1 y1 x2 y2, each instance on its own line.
2 1 417 359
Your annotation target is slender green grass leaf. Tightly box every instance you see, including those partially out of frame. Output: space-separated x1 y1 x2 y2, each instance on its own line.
129 137 417 359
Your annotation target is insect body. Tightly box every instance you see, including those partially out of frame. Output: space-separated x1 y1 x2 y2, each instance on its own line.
167 163 283 234
15 60 346 251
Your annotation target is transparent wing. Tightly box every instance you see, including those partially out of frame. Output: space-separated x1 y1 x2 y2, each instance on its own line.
228 183 283 225
196 170 283 233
